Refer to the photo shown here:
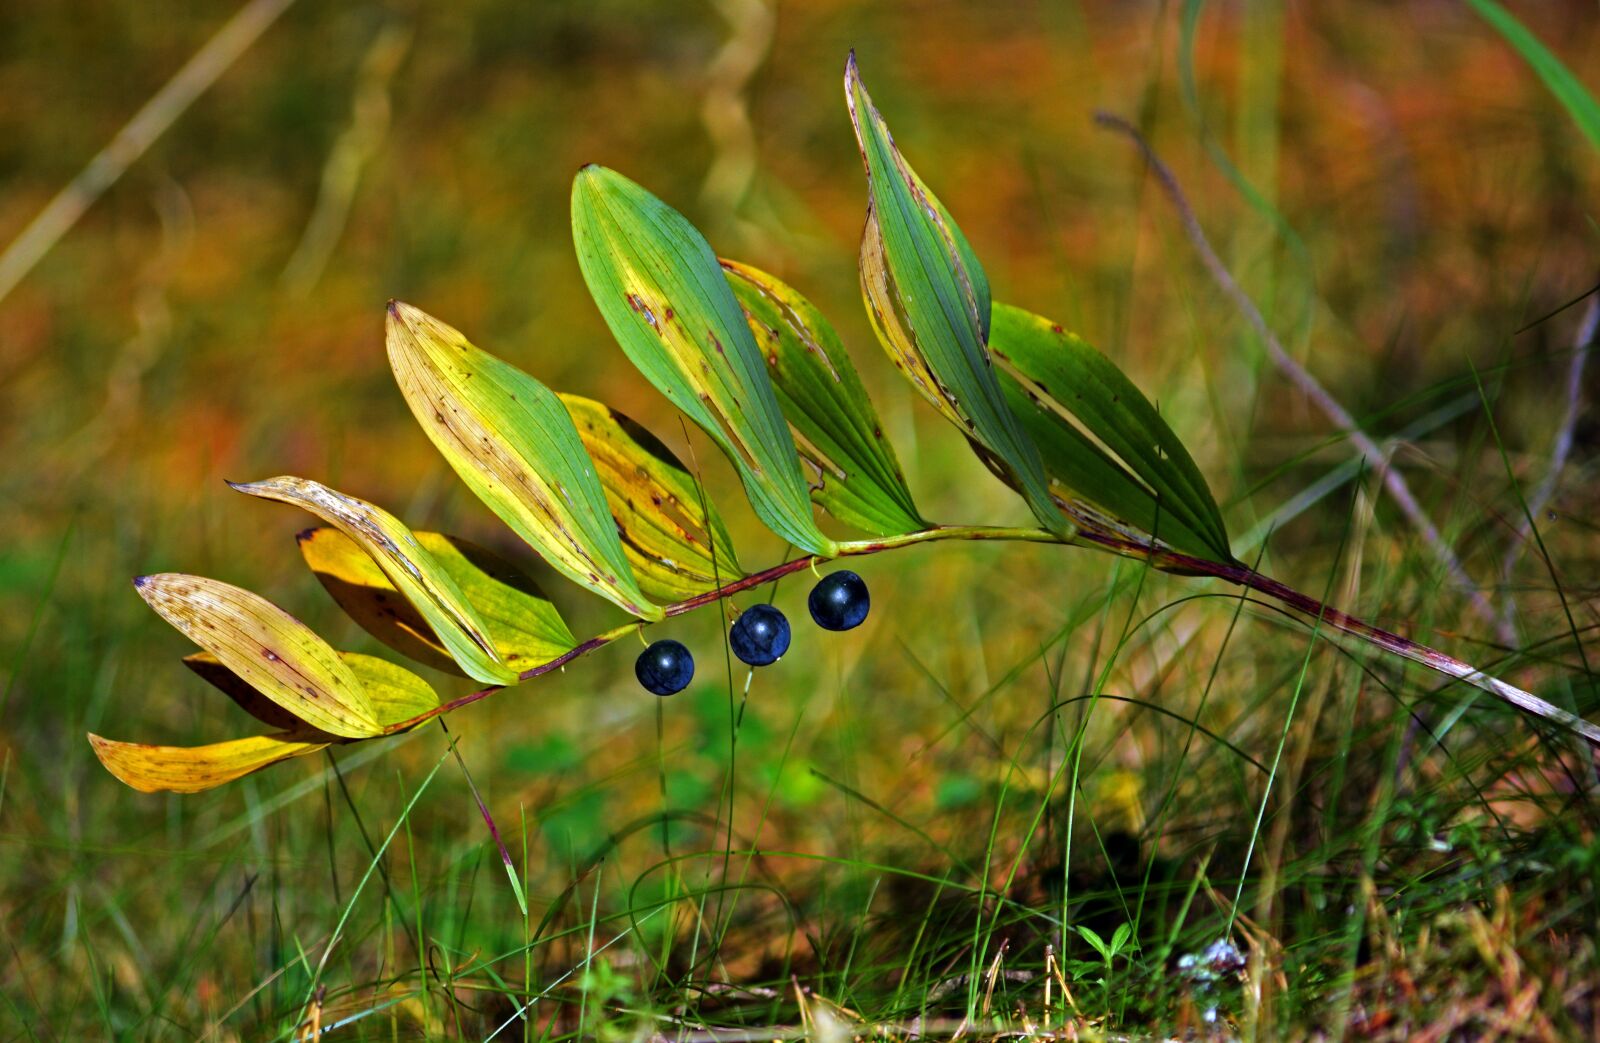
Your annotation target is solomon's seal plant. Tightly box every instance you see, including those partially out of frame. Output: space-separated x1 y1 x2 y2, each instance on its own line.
90 53 1600 795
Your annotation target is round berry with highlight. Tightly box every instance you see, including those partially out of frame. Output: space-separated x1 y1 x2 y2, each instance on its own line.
635 639 694 696
808 570 870 631
729 603 791 666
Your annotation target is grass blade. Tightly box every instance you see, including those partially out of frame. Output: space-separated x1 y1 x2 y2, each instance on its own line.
1468 0 1600 150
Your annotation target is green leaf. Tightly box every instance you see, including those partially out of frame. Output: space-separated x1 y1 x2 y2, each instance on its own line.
1076 924 1109 961
1468 0 1600 151
571 165 837 557
88 732 329 794
297 526 576 675
230 476 518 684
845 53 1064 535
133 574 381 738
560 394 743 602
721 259 927 536
988 303 1234 563
386 302 661 620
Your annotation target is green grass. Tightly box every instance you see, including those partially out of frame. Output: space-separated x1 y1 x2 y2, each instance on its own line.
5 2 1600 1040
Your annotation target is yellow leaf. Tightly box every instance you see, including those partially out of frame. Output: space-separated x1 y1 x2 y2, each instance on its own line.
185 649 441 732
134 574 381 738
230 476 517 684
561 394 742 601
88 732 328 794
183 652 303 730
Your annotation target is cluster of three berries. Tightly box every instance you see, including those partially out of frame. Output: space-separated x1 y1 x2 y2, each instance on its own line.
634 570 870 696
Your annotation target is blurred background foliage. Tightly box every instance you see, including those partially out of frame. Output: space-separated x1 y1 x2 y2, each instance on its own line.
4 0 1600 1037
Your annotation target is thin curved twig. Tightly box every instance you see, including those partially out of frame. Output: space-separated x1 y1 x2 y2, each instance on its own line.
1093 111 1509 643
1499 294 1598 633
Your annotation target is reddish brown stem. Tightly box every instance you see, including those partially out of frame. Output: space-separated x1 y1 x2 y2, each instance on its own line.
384 525 1600 746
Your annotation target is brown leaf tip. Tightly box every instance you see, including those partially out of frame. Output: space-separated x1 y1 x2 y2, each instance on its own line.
132 575 150 589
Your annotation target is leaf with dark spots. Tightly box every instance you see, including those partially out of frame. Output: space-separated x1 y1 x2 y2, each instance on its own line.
185 648 440 733
386 302 661 619
845 53 1065 536
231 476 518 684
571 166 836 556
722 259 927 536
560 393 743 601
133 574 381 738
297 526 576 674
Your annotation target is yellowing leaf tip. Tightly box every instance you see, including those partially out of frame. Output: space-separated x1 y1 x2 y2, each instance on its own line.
386 299 431 331
132 572 183 600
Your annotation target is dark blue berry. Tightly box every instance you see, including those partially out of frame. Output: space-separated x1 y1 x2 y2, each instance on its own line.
635 639 693 696
729 603 791 666
808 570 870 631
